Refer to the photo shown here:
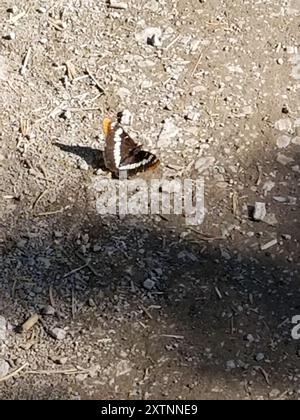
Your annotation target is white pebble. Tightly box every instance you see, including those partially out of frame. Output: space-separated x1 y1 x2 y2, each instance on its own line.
253 202 266 221
276 135 291 149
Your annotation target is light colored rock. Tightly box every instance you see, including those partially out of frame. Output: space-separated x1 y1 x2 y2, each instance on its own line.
77 159 89 171
143 279 155 290
274 118 292 132
144 0 160 12
195 157 215 173
253 202 266 221
261 239 277 251
157 118 179 148
255 353 265 362
0 360 9 378
184 106 201 121
117 87 131 99
262 181 275 195
246 334 255 343
135 27 162 47
288 196 297 205
269 389 281 398
115 359 132 376
276 153 294 166
41 305 55 316
276 135 291 148
7 32 16 40
226 360 236 370
273 196 287 203
262 213 278 226
120 109 132 126
49 327 66 340
0 316 6 341
109 0 128 9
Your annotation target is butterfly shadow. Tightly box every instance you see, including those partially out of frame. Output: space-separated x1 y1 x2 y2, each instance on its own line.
54 142 108 171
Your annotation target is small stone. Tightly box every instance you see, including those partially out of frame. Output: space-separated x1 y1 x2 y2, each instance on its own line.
184 107 201 121
115 359 132 376
54 231 63 238
88 298 96 307
276 135 291 149
37 6 47 13
117 87 131 99
261 239 277 251
243 105 253 115
52 356 68 365
276 153 294 166
285 46 296 54
273 196 287 203
6 32 16 40
39 38 48 44
135 27 162 47
17 239 27 248
288 196 297 205
292 165 300 172
8 6 18 14
246 334 255 343
49 327 66 340
0 316 6 341
120 109 132 126
262 181 275 195
253 202 266 221
62 110 72 120
274 118 292 132
292 136 300 145
255 353 265 362
157 118 179 148
277 58 284 65
143 279 155 290
262 213 278 226
269 389 281 398
195 156 215 174
226 360 236 370
109 0 128 9
41 305 55 316
0 360 9 378
282 234 292 240
77 159 89 171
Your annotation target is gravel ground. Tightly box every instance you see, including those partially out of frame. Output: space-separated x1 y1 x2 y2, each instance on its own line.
0 0 300 400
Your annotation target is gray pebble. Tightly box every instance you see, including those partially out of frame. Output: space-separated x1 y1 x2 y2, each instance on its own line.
49 327 66 340
0 360 10 378
143 279 155 290
0 316 6 342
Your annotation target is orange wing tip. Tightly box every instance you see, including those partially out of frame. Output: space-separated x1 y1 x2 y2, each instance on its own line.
148 159 160 172
102 118 112 137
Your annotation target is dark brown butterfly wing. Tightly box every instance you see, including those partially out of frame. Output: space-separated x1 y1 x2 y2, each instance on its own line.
103 121 159 177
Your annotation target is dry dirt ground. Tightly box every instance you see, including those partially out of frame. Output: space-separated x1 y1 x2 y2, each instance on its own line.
0 0 300 400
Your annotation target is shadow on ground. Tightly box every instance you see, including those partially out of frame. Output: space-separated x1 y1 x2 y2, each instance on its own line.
0 180 299 399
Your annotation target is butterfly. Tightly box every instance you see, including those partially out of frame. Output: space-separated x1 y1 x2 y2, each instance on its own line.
102 118 160 178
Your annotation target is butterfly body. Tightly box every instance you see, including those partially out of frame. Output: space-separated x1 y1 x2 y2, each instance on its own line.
103 118 160 178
